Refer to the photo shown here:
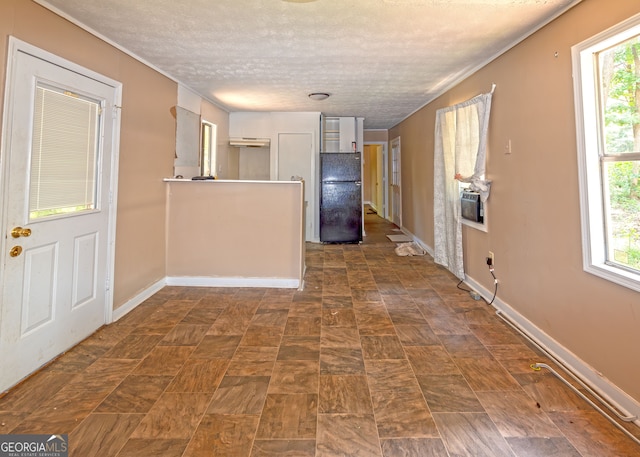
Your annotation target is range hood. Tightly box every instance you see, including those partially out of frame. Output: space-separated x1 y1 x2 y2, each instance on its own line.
229 137 271 147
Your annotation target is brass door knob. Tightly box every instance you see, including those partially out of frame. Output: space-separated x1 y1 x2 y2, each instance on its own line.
11 227 31 238
10 246 22 257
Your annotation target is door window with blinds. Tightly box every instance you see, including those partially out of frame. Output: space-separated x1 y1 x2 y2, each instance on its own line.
29 83 101 221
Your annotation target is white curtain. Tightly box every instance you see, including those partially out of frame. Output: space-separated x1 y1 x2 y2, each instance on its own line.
434 90 493 280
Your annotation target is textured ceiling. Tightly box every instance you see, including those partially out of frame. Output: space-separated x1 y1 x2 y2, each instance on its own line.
37 0 579 129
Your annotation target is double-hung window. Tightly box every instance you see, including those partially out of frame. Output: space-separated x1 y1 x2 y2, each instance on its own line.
573 13 640 292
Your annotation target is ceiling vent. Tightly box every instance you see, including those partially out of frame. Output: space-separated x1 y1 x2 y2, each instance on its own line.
229 137 271 147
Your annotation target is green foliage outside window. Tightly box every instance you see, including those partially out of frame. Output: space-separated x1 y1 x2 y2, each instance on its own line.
600 36 640 270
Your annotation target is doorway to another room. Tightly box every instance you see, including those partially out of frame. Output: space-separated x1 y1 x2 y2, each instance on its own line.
363 142 388 222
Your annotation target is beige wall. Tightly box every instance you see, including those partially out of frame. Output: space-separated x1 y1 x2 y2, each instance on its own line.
389 0 640 403
166 181 304 284
364 129 388 143
1 0 178 309
363 145 373 203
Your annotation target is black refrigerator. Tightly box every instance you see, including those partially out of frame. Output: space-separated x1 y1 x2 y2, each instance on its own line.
320 152 362 243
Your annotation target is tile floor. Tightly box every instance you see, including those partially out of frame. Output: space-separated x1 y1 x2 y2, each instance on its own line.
1 211 639 456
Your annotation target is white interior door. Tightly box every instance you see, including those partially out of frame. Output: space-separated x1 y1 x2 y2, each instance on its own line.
278 133 313 241
0 40 120 391
391 137 402 227
376 145 385 216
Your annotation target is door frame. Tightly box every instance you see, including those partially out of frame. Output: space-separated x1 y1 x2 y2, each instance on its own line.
0 37 122 325
363 141 389 220
390 136 402 227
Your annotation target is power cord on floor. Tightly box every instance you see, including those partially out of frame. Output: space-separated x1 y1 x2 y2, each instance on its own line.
458 258 498 305
456 279 471 292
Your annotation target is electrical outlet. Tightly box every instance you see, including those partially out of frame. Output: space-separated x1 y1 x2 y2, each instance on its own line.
488 251 495 265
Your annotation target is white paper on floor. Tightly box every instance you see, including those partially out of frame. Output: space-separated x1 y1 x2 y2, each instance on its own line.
386 234 412 242
394 242 426 256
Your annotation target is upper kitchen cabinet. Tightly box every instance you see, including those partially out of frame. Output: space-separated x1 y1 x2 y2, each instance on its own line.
229 112 272 139
321 116 364 152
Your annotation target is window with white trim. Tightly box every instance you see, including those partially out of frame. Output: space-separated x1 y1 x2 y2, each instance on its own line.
573 13 640 292
200 120 217 177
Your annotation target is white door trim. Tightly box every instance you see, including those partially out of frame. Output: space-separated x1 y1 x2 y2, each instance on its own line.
363 141 389 220
390 136 402 227
0 37 122 326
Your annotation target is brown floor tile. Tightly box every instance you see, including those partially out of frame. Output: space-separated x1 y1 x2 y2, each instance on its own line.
387 308 427 325
394 324 439 346
70 413 143 457
184 414 259 457
190 335 242 359
380 438 449 457
513 371 592 412
103 334 163 359
439 333 492 358
269 360 319 394
241 325 285 347
404 345 459 375
416 374 484 413
159 324 209 346
207 376 270 414
1 213 637 457
131 392 211 439
250 439 316 457
455 356 521 392
505 437 581 456
256 394 317 439
12 386 112 434
319 375 373 414
226 347 278 376
322 307 357 328
277 336 320 361
251 309 290 327
317 414 381 457
361 335 405 359
365 359 421 392
44 344 109 373
477 390 563 438
97 374 173 413
433 412 515 457
355 310 397 336
320 347 365 374
549 411 640 457
116 438 189 457
321 327 362 348
283 316 322 336
167 358 229 392
370 389 438 438
0 371 72 412
64 358 140 391
132 345 194 376
180 307 223 325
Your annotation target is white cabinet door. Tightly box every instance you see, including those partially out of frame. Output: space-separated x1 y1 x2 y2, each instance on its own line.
339 117 357 152
229 112 272 138
278 133 313 241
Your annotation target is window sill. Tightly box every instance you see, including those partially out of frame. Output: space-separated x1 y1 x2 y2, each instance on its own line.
462 218 488 233
584 262 640 293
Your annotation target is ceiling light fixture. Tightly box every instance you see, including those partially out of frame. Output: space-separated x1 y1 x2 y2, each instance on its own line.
308 92 330 101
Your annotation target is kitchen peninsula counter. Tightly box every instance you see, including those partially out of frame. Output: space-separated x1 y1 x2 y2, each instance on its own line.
164 179 305 289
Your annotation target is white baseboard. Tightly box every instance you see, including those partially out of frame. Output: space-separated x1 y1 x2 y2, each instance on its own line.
464 274 640 427
110 275 300 324
397 228 435 258
166 276 301 289
111 278 166 322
